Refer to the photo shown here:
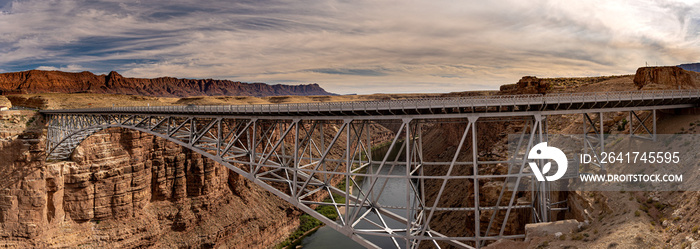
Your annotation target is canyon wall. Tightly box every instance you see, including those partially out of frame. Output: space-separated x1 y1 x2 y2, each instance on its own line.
0 126 301 248
0 70 334 97
633 66 700 90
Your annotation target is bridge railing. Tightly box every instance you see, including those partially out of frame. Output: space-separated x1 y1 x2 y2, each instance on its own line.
542 89 700 104
43 93 545 114
40 90 700 115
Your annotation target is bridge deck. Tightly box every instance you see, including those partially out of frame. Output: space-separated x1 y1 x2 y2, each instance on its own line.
40 90 700 117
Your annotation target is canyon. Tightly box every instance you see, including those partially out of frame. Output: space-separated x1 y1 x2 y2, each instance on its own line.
0 121 303 247
2 66 700 248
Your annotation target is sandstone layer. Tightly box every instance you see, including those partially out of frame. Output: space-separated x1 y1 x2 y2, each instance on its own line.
0 126 301 248
633 66 700 90
0 70 334 97
0 96 10 108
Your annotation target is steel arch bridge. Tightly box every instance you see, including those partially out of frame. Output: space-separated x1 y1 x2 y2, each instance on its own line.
41 90 700 249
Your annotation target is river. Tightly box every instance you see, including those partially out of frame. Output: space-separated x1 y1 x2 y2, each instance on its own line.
301 163 414 249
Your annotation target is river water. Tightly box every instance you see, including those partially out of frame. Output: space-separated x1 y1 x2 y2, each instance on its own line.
301 163 414 249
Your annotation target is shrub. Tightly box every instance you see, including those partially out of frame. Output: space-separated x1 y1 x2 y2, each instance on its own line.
653 202 664 210
640 205 649 213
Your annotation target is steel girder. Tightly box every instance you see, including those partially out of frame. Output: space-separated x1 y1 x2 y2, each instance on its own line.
45 112 560 248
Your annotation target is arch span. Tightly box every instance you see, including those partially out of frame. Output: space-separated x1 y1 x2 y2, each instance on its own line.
46 114 506 249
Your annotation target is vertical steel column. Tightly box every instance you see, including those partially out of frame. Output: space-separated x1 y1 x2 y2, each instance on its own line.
404 118 412 249
250 119 257 174
629 111 633 137
344 119 352 226
189 118 196 145
367 121 374 203
583 113 604 170
366 121 371 164
217 119 222 157
469 116 480 247
320 122 325 182
599 112 604 162
293 119 300 201
583 113 587 155
535 114 549 222
280 121 286 167
653 109 657 141
417 121 425 249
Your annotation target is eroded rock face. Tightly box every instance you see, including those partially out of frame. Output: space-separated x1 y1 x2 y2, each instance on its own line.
4 96 46 109
633 66 700 90
0 127 301 248
0 130 47 241
499 76 549 94
0 70 334 97
0 96 10 108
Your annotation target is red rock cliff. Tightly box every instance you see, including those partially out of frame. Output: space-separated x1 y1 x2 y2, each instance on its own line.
0 127 301 248
0 70 334 97
633 66 700 90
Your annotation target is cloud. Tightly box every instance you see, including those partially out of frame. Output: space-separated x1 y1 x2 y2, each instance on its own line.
308 68 389 76
0 0 699 94
35 64 85 72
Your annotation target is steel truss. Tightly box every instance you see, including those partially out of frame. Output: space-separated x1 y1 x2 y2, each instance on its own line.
629 110 656 140
44 113 553 248
42 91 699 249
583 113 606 170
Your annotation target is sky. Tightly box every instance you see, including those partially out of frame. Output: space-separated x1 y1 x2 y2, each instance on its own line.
0 0 699 94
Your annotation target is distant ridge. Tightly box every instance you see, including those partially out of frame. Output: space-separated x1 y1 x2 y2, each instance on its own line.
0 70 335 97
678 63 700 73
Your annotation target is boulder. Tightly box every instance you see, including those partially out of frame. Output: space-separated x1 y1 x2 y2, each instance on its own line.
524 219 579 241
0 96 10 108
